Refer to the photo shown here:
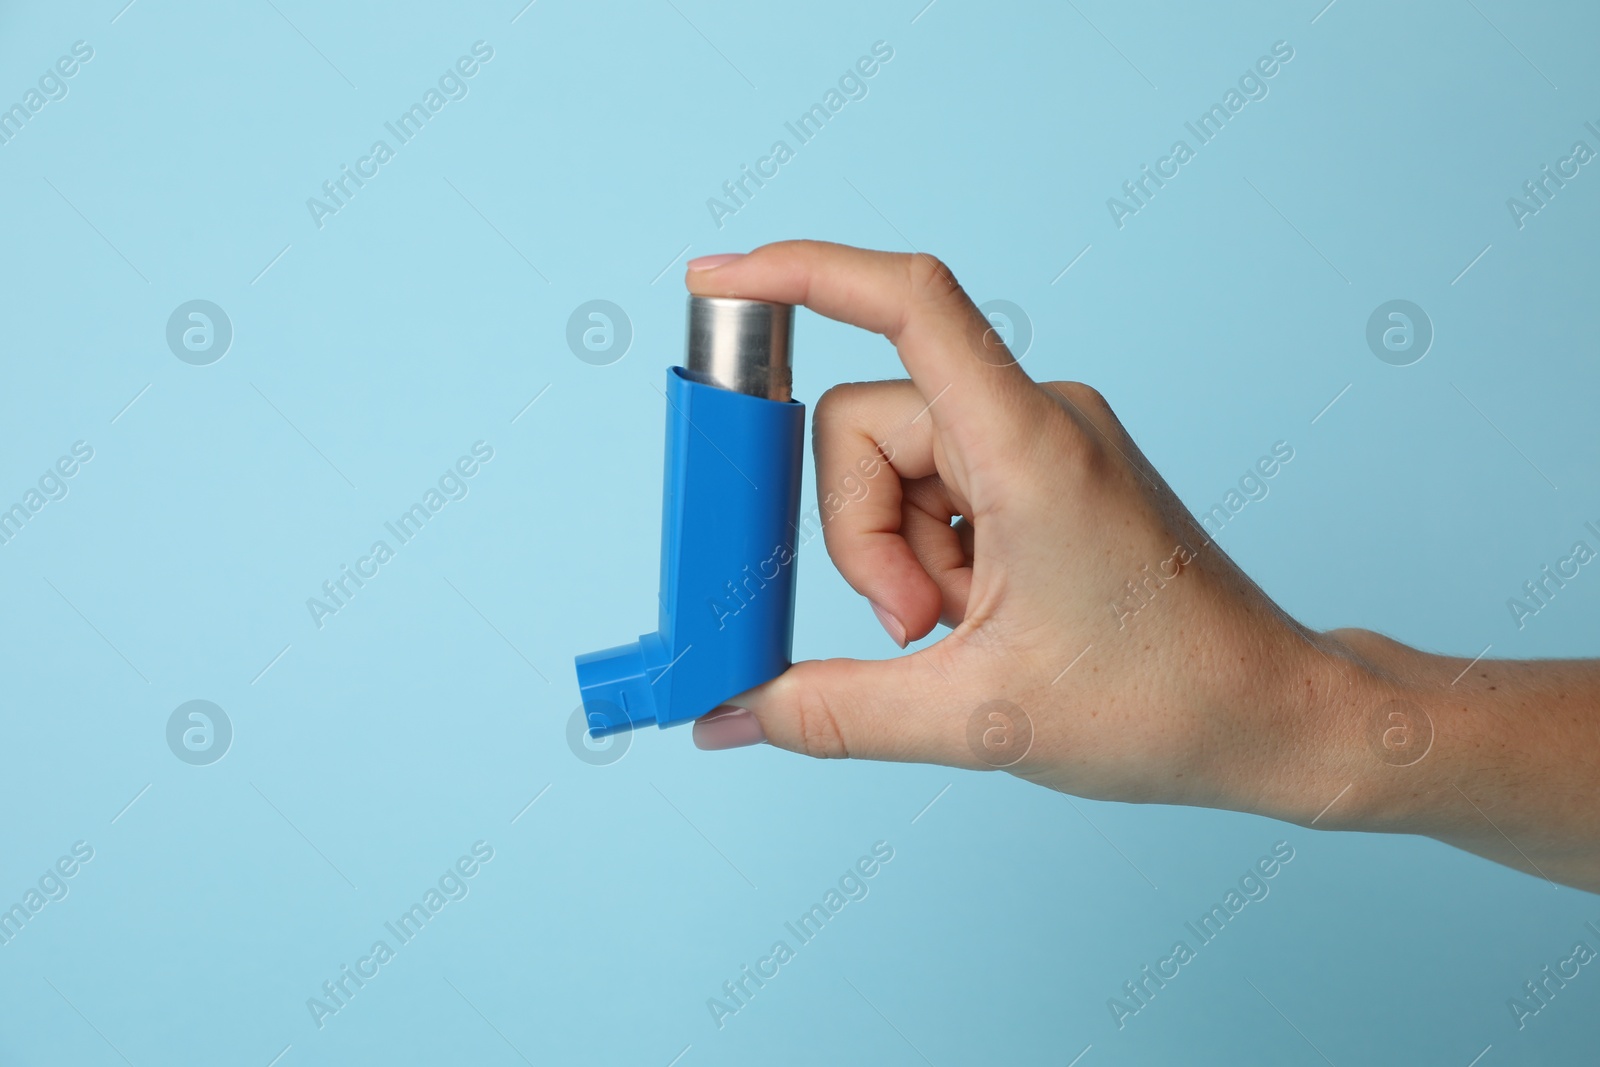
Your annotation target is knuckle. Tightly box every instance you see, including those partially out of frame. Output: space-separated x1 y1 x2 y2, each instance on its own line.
905 252 964 306
1051 380 1110 416
812 381 900 448
811 383 861 445
787 668 851 759
1047 381 1118 440
1037 384 1110 474
814 382 860 423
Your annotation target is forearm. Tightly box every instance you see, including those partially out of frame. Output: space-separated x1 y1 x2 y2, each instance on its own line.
1269 628 1600 892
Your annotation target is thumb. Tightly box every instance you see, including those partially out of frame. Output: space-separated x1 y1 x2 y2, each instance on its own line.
693 655 974 765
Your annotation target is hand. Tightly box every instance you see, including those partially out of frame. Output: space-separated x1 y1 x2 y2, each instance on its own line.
682 240 1336 818
684 240 1600 893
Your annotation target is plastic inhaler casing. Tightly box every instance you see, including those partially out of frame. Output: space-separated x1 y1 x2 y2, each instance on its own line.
575 296 805 737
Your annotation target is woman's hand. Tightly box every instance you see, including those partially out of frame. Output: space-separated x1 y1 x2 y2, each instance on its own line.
684 240 1337 816
684 240 1600 893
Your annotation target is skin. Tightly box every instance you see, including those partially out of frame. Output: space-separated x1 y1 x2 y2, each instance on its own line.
685 240 1600 894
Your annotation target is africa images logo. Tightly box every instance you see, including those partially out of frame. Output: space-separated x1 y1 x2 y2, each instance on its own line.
1105 41 1295 229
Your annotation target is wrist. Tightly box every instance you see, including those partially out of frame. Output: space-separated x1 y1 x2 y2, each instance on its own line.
1256 627 1457 835
1190 619 1600 891
1217 625 1424 831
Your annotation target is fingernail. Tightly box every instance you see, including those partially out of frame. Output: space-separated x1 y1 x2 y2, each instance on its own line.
693 705 766 750
687 252 744 271
870 601 907 648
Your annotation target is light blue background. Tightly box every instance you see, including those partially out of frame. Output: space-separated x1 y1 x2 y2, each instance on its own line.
2 1 1597 1064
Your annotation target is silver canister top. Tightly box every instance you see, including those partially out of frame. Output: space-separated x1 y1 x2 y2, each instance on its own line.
684 295 793 402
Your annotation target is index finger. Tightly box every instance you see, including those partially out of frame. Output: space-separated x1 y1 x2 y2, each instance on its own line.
684 241 1038 447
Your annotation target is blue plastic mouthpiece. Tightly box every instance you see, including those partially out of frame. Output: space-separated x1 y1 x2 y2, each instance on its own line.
575 297 805 737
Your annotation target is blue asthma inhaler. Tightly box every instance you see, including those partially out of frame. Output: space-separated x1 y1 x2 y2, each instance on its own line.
574 296 806 737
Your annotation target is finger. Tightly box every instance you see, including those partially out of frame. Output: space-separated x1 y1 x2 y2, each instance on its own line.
900 476 972 628
697 656 979 766
811 380 941 645
686 241 1041 460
